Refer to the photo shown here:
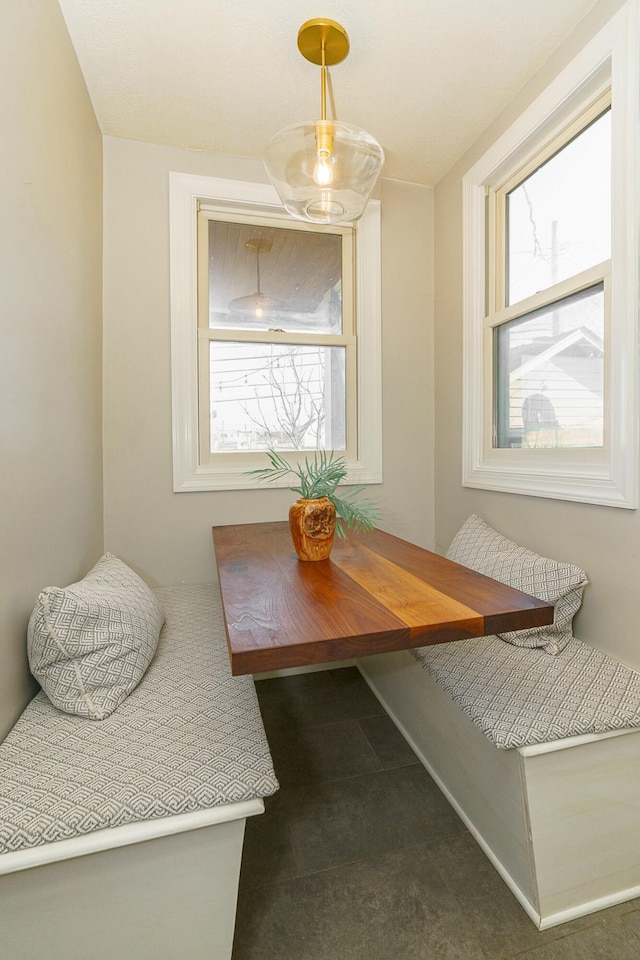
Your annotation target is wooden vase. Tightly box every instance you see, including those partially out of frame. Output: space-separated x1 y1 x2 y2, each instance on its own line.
289 497 336 561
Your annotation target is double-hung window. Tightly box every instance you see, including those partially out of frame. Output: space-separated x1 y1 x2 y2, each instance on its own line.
197 212 355 462
491 99 610 453
462 1 639 507
170 174 382 491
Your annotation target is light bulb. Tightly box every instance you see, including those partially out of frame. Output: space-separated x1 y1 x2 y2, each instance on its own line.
313 122 335 186
313 155 333 186
255 304 263 318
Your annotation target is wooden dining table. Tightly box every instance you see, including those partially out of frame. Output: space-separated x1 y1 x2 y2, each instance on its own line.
211 522 554 675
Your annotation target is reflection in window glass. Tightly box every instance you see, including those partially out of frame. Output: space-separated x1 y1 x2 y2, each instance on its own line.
494 284 604 449
208 221 342 334
209 342 346 453
507 110 610 306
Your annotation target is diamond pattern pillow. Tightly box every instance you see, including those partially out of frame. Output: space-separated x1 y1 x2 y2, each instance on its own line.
27 554 165 719
446 514 588 655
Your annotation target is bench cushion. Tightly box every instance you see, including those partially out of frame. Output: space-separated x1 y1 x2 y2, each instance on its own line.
412 635 640 749
0 585 278 855
446 515 588 654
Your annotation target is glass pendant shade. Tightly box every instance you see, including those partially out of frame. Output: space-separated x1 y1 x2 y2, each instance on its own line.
264 18 384 225
228 238 282 319
264 119 384 224
229 292 282 319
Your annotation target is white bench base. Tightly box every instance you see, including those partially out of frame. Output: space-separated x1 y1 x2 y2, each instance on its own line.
0 584 278 959
358 650 640 930
0 799 263 960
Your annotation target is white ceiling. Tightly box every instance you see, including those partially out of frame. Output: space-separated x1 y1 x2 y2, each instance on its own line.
57 0 599 186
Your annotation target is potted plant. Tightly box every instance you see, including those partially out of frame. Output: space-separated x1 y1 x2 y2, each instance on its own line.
248 449 380 561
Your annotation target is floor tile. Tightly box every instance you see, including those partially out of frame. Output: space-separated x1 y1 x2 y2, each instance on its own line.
628 906 640 936
427 831 543 957
266 719 383 787
238 793 298 892
326 666 382 702
512 910 640 959
236 669 639 960
255 666 384 731
232 843 485 960
282 764 465 876
357 713 421 769
426 831 636 959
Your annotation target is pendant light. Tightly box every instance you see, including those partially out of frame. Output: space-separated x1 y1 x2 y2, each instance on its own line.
264 18 384 224
229 238 282 319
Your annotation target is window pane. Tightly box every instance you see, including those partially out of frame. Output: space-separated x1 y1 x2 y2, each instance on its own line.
494 284 604 449
506 110 610 305
208 220 342 334
208 342 346 453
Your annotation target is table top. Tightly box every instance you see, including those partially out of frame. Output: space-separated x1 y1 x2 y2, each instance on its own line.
212 522 554 675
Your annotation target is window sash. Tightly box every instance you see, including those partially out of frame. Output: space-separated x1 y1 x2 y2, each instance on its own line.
197 333 358 467
493 280 606 450
485 260 611 455
488 93 611 317
197 208 354 336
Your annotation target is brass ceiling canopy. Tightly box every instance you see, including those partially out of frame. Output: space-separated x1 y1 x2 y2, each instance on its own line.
243 237 272 256
297 18 350 66
263 17 384 224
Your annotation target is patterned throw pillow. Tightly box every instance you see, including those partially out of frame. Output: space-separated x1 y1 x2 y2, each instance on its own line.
27 554 165 719
446 514 588 655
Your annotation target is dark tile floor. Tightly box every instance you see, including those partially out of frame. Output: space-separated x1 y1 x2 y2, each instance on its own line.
232 667 640 960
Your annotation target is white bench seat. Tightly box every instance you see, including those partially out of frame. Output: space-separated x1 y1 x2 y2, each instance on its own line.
0 584 278 960
359 636 640 930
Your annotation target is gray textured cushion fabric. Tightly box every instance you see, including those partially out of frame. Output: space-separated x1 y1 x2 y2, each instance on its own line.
27 554 165 719
0 585 278 854
447 514 588 654
412 635 640 749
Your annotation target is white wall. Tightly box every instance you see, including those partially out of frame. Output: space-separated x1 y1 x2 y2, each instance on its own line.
433 0 639 669
102 137 434 586
0 0 103 738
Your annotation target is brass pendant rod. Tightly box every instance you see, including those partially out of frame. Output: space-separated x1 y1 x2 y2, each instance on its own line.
320 41 327 121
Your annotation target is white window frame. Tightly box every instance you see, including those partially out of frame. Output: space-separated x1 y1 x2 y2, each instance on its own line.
169 173 382 492
462 1 639 508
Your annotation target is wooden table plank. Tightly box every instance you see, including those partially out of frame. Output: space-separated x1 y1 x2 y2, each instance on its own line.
212 522 554 675
329 541 483 633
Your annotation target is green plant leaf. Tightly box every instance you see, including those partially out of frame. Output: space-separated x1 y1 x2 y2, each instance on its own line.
331 491 380 536
245 449 295 484
246 449 379 537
